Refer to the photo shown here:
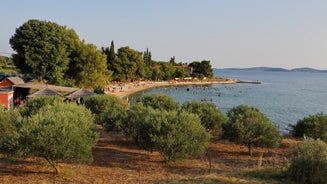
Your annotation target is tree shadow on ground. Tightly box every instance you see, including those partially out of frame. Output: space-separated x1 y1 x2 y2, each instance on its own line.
0 157 53 176
91 138 150 170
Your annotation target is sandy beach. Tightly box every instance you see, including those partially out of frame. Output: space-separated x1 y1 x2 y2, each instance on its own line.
105 79 238 98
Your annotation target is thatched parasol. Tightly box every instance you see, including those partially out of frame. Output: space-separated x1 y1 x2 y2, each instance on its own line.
27 87 64 98
64 88 95 99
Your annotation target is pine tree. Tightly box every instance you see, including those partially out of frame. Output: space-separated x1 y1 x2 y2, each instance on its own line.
143 48 152 66
109 41 115 64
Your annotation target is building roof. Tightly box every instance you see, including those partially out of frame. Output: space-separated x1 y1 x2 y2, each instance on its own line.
65 88 95 99
27 87 64 98
14 82 79 93
0 87 13 94
7 77 24 85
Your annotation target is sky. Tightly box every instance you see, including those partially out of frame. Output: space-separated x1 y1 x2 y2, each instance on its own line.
1 0 327 69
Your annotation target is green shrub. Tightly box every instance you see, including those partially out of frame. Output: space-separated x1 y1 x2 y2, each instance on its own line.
123 100 210 162
0 103 98 174
181 101 227 136
136 94 179 111
0 107 20 141
18 96 64 117
287 137 327 184
93 86 105 94
289 113 327 141
103 104 127 132
121 104 153 143
152 111 211 162
83 94 125 124
223 105 282 156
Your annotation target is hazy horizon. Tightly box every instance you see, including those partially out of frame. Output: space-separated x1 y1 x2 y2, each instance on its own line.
1 0 327 70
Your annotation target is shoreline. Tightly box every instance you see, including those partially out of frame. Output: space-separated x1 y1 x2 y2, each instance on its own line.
105 79 239 98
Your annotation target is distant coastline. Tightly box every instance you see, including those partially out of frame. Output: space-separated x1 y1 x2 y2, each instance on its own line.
217 67 327 73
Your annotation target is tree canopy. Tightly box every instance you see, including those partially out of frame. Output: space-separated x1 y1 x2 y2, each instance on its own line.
288 136 327 184
71 42 112 88
10 19 112 88
9 19 215 87
0 103 98 174
18 96 64 117
117 100 210 162
83 95 126 125
136 94 180 112
189 60 214 79
289 113 327 141
223 105 282 156
181 101 227 136
10 19 73 84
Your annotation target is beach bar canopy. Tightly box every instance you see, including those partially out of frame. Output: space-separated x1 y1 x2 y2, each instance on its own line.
65 88 95 99
27 87 64 98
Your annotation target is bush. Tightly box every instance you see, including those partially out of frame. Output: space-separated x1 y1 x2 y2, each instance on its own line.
223 105 282 156
152 111 211 162
287 137 327 184
123 101 210 162
103 104 127 132
121 104 153 142
83 95 125 124
181 101 227 136
289 113 327 141
0 103 98 174
136 94 179 111
18 96 64 117
94 86 105 94
0 107 20 141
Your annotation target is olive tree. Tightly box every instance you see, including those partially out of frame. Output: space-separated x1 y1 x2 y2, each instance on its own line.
121 104 154 143
136 94 179 112
0 107 20 141
18 96 64 117
288 136 327 184
122 98 210 162
151 111 211 162
289 113 327 141
223 105 282 156
0 103 98 174
83 95 126 125
181 101 227 136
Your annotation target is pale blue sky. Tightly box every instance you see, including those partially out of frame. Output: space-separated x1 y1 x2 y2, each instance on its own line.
1 0 327 69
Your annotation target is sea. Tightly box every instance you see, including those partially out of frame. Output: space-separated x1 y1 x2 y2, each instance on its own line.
129 69 327 135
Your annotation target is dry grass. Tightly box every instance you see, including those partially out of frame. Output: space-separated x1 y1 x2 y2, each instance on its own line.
0 130 299 184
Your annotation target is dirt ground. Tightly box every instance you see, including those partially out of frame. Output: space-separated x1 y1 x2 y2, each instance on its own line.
0 130 298 184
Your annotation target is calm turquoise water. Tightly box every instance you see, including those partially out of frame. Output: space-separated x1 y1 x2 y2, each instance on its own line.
129 70 327 134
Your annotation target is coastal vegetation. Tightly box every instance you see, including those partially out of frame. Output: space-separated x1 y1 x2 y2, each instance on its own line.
289 113 327 142
0 94 326 183
83 94 127 125
181 101 227 136
1 19 326 183
222 105 282 156
0 97 98 174
0 56 18 75
287 137 327 184
8 19 214 89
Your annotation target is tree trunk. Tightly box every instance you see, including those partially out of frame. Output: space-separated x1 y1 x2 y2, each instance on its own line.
54 165 60 174
38 76 43 82
248 143 252 156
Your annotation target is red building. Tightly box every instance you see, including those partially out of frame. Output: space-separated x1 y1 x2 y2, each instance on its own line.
0 77 24 87
0 77 25 107
0 87 14 109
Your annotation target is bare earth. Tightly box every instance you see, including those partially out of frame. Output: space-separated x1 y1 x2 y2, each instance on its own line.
0 129 298 184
